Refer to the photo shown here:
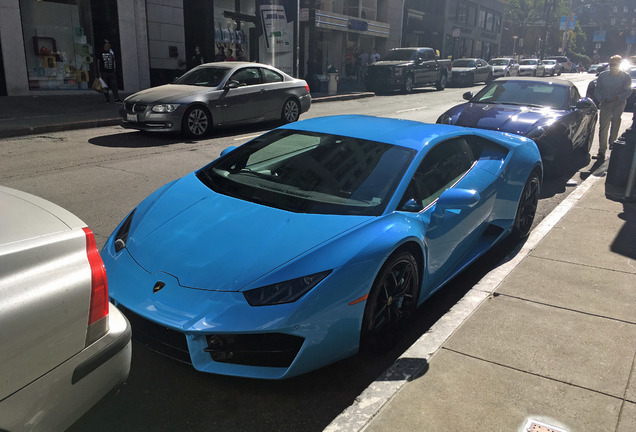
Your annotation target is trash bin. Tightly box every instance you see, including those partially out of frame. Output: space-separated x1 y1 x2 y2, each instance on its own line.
327 65 338 96
606 112 636 202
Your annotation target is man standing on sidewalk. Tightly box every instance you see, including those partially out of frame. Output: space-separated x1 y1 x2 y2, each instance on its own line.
593 55 632 160
98 40 121 103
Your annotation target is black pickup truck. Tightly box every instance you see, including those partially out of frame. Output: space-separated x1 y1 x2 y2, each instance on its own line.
365 47 451 94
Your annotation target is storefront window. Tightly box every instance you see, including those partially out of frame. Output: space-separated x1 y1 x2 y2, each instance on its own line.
20 0 94 91
214 0 255 62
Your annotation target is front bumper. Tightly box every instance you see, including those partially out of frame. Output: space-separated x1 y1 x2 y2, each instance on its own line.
119 103 184 133
101 241 378 379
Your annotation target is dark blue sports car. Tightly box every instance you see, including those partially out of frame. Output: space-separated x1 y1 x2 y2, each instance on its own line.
102 115 541 379
437 77 597 175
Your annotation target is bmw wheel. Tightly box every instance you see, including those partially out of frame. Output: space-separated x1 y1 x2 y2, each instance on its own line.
182 106 211 138
360 251 420 352
511 172 540 240
281 98 300 123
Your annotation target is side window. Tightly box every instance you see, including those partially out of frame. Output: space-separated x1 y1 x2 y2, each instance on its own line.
570 86 581 104
262 68 283 83
399 138 474 211
229 67 262 86
423 50 434 61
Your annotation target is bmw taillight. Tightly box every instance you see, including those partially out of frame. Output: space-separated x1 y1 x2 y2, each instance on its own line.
305 84 310 93
83 227 109 346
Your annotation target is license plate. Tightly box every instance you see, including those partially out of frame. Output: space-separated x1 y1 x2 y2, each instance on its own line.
126 113 138 122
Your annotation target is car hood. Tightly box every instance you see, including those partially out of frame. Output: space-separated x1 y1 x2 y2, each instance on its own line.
125 84 215 104
447 103 564 135
126 174 371 291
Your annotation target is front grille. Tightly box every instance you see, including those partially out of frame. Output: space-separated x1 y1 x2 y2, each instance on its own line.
205 333 304 368
117 304 191 364
366 67 391 80
124 102 148 113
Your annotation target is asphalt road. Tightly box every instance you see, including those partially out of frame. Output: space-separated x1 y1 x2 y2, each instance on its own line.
0 73 602 432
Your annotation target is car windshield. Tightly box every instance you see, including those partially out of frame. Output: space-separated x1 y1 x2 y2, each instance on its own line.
453 59 476 67
174 66 230 87
470 80 568 109
543 60 556 65
196 129 416 216
383 49 417 61
489 59 509 66
520 59 538 65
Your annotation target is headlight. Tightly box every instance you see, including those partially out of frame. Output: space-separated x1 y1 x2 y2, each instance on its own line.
151 104 180 113
392 68 403 77
114 209 136 252
436 113 453 125
243 270 332 306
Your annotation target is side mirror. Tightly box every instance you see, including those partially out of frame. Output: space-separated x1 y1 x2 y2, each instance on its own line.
225 80 240 89
463 91 473 101
436 188 480 209
399 198 423 212
220 146 237 156
575 98 596 111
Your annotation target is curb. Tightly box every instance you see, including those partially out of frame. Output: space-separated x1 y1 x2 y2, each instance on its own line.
323 161 610 432
0 93 374 139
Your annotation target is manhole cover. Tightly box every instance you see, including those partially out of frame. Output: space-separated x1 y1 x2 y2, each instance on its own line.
524 419 568 432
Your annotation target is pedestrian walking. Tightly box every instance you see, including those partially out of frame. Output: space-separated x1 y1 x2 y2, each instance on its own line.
593 55 632 160
98 41 121 103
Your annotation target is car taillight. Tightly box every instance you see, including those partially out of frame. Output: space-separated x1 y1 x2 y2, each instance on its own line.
305 84 310 93
83 227 109 346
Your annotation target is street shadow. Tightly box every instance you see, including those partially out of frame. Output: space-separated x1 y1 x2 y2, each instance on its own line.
88 121 279 148
540 153 599 199
611 201 636 260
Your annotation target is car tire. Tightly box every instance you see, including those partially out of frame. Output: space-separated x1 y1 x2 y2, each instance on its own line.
435 73 447 91
511 171 540 240
360 250 420 353
281 98 300 123
182 105 211 138
485 72 493 84
403 75 414 94
557 68 562 76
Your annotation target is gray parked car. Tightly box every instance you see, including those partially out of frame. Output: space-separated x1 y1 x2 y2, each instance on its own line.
449 58 493 86
120 62 312 138
489 57 519 78
0 186 132 432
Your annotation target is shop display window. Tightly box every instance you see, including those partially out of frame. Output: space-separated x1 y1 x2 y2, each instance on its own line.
20 0 94 91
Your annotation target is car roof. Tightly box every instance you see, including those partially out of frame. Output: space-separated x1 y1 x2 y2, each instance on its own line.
277 115 527 153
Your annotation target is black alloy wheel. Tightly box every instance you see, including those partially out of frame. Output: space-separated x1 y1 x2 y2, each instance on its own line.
435 73 447 91
360 251 420 352
182 106 211 138
511 172 540 240
403 75 414 94
282 98 300 123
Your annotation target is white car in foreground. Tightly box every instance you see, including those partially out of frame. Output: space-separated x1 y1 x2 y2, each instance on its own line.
0 186 131 432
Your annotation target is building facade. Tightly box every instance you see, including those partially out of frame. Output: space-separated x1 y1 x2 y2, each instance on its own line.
0 0 505 97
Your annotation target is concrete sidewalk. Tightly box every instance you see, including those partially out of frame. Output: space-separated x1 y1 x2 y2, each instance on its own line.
0 90 373 138
326 153 636 431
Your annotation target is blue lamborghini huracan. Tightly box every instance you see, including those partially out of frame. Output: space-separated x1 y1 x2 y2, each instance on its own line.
102 115 542 379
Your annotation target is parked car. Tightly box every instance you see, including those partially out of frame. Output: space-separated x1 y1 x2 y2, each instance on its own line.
449 58 493 86
437 77 597 176
518 58 545 76
365 47 451 94
587 67 636 111
102 115 542 379
120 62 311 138
588 63 608 74
0 186 132 432
489 57 519 78
541 59 560 76
545 56 572 73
